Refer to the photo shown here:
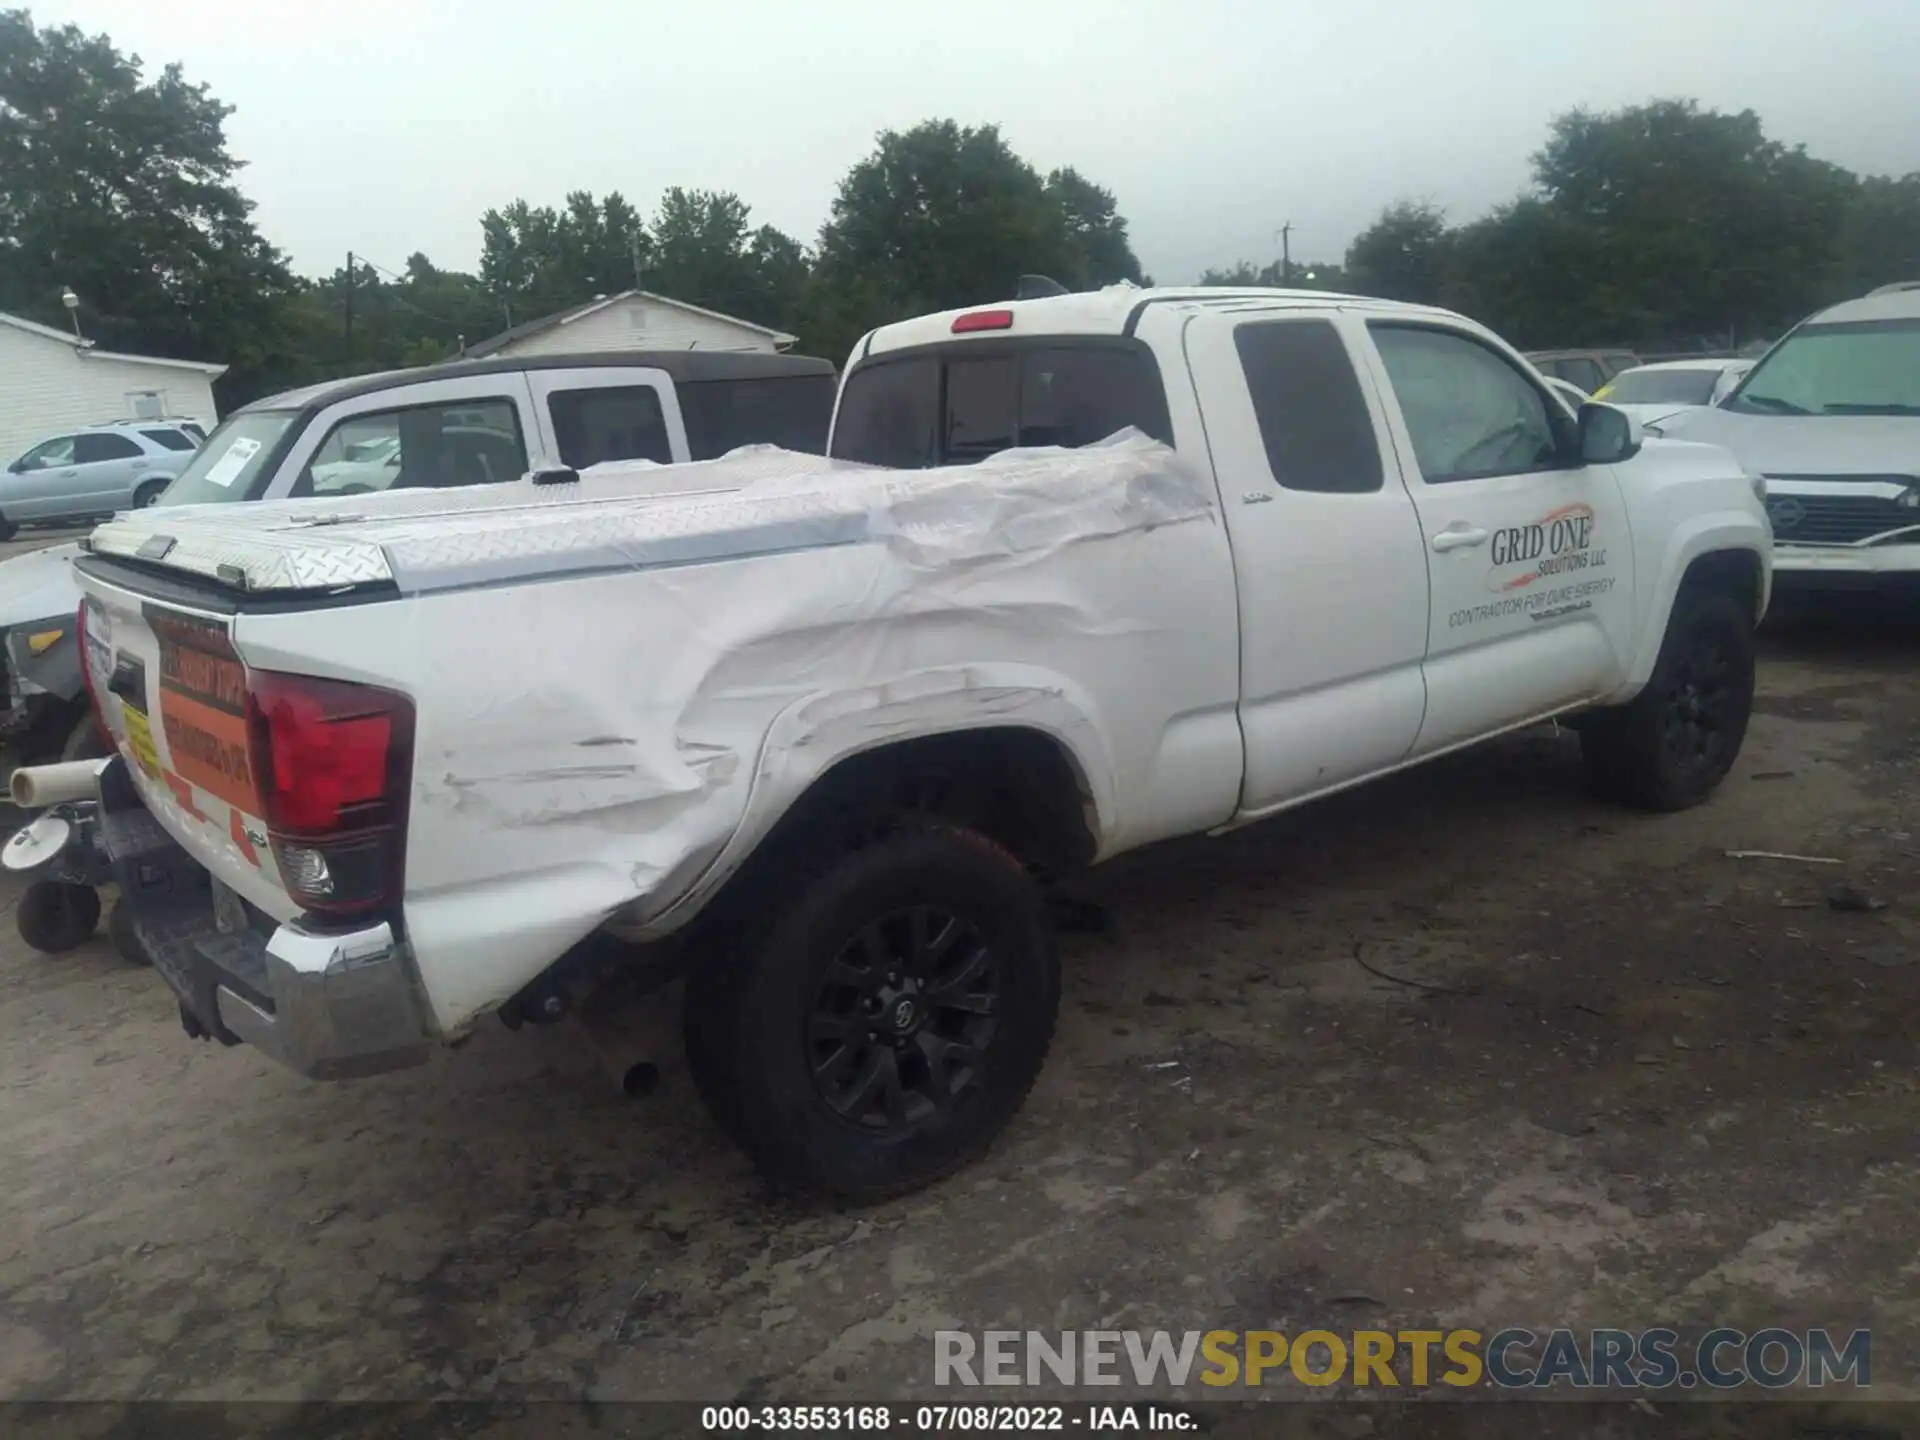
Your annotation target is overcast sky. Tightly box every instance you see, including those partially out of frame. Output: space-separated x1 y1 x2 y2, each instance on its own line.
35 0 1920 286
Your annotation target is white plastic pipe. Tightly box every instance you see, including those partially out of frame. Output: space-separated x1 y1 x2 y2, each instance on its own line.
9 759 109 810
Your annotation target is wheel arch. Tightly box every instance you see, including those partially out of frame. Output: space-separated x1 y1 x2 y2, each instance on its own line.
652 688 1114 938
1618 522 1769 697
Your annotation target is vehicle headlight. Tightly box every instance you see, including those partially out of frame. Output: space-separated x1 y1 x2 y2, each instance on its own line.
1897 486 1920 510
1752 474 1768 505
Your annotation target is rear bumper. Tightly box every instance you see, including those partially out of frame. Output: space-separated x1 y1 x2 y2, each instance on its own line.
97 757 430 1079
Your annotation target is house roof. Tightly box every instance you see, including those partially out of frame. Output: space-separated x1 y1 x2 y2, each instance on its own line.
462 289 796 358
0 311 228 376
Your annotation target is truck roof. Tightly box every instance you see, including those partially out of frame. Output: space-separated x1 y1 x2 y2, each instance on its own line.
858 285 1471 360
239 350 836 416
1807 285 1920 327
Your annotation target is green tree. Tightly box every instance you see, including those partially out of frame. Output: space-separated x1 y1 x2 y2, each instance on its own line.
645 187 806 331
1045 167 1144 288
0 8 303 403
1525 99 1854 343
478 191 648 326
1442 197 1610 346
311 252 503 375
1345 200 1450 303
805 120 1142 359
1837 173 1920 296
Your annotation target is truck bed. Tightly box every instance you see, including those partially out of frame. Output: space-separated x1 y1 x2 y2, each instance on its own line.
83 440 1211 599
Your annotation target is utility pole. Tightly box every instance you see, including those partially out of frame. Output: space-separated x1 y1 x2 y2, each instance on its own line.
1275 223 1293 286
630 230 645 291
343 251 355 366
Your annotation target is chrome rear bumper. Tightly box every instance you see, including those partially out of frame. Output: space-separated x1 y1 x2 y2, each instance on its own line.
95 755 430 1079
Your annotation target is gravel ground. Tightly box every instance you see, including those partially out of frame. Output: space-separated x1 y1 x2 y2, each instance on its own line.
0 595 1914 1429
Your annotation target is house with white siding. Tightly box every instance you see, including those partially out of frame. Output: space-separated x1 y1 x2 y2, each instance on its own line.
0 311 226 465
462 290 796 360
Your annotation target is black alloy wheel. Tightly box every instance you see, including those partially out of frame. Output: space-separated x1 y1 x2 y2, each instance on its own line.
807 905 999 1133
1659 628 1737 779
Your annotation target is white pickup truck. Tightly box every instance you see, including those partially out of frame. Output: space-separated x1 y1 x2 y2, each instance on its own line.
65 286 1770 1198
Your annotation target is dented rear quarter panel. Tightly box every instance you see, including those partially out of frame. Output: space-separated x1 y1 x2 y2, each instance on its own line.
228 446 1244 1035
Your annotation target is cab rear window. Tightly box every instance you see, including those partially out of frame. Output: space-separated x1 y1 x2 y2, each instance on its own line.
831 344 1170 468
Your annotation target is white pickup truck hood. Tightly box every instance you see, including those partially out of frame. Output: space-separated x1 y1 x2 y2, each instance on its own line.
1655 407 1920 479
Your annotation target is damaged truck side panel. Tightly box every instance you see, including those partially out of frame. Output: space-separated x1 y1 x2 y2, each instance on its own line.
225 447 1245 1034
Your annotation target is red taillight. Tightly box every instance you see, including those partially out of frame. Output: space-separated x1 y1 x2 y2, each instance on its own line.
952 309 1014 333
245 669 413 918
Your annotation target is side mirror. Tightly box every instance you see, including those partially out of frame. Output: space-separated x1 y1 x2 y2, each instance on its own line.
1578 402 1643 465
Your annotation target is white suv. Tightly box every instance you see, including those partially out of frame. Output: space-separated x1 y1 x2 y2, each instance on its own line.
0 421 204 538
1655 283 1920 592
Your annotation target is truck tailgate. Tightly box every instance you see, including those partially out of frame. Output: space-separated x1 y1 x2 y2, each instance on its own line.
81 578 295 923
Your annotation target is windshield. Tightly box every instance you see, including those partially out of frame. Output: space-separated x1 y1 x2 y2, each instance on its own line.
1725 319 1920 416
153 410 299 506
1600 367 1719 406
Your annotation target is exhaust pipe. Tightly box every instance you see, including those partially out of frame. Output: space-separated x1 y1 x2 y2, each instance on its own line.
10 759 109 810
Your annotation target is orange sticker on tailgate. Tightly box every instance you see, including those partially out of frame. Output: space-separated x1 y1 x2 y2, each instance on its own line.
149 611 256 812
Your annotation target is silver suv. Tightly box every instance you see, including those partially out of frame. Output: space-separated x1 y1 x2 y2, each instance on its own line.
1656 283 1920 594
0 420 204 539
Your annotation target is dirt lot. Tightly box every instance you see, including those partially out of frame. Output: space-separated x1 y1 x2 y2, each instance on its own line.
0 595 1915 1422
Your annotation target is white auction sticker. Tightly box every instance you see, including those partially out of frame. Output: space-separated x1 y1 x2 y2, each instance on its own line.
202 436 261 488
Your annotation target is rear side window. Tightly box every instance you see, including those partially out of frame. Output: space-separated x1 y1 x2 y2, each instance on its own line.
832 345 1170 467
1234 321 1382 494
679 374 834 459
141 428 196 451
549 386 673 467
75 432 143 463
1556 358 1606 392
832 358 940 468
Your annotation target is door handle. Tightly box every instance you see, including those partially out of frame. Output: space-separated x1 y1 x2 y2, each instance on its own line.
1241 491 1274 505
1431 524 1489 552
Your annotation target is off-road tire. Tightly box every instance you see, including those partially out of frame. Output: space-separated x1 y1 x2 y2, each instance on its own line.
1582 589 1754 811
683 819 1057 1201
16 880 101 953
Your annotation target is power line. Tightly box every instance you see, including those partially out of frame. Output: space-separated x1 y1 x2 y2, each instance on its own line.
350 253 468 331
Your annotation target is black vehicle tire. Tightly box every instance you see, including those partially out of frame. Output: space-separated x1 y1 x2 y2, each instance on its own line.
0 513 15 541
1582 588 1755 812
684 820 1057 1201
16 880 102 954
132 481 167 509
107 901 151 966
